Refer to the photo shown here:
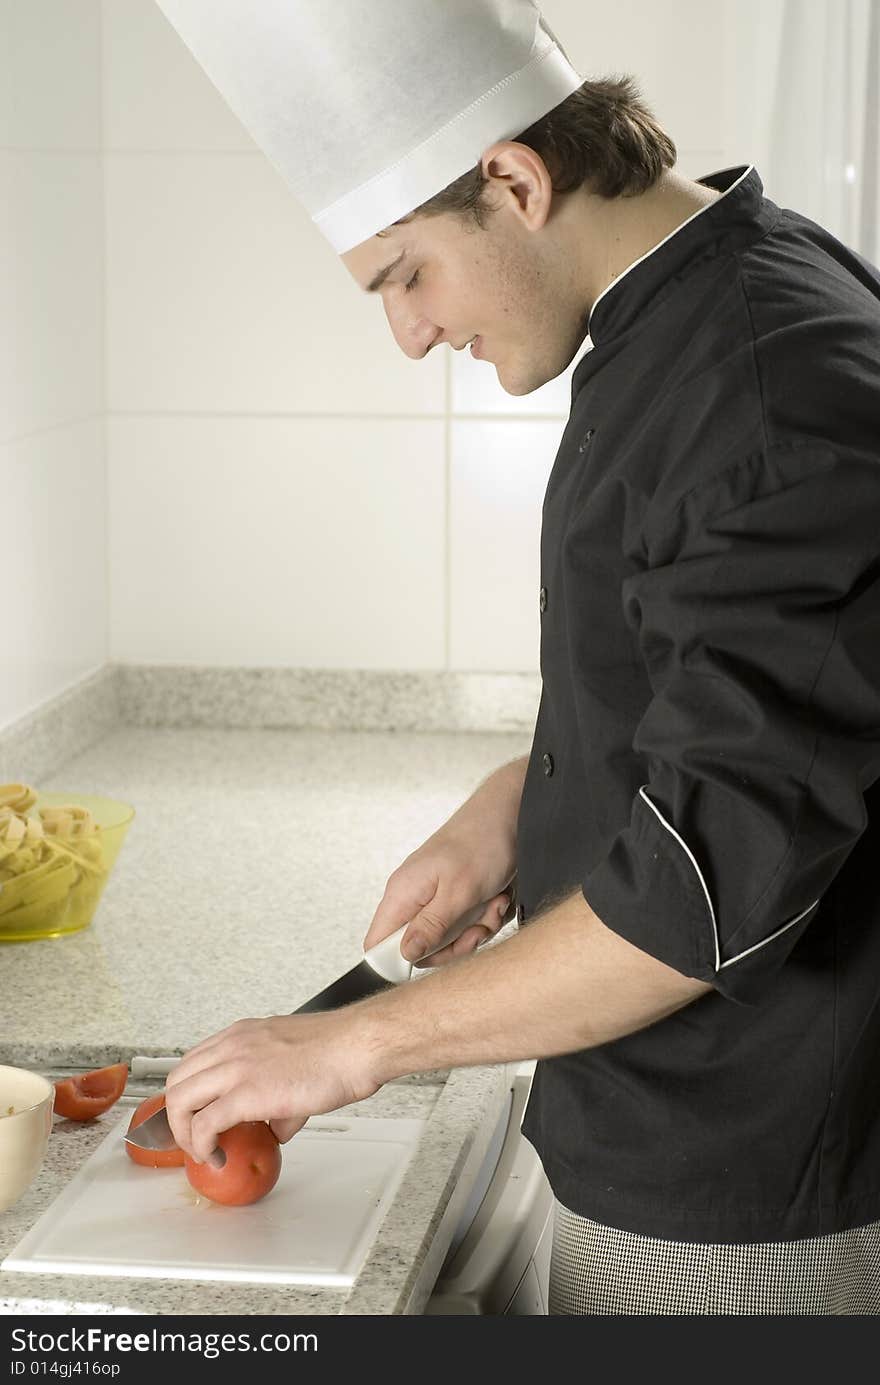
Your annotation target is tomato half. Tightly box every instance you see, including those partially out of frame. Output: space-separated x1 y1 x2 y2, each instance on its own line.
125 1091 185 1168
53 1062 128 1121
184 1121 282 1206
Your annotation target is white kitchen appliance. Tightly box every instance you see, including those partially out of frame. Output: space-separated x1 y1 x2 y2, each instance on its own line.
425 1062 554 1316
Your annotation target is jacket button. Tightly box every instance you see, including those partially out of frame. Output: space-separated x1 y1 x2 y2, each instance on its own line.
578 428 595 454
542 752 554 777
539 586 547 614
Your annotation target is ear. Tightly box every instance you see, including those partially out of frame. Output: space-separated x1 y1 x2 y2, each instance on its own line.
480 141 554 230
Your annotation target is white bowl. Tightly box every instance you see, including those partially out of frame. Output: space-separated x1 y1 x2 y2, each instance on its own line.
0 1065 53 1212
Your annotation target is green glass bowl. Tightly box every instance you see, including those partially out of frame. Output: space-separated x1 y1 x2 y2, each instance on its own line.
0 793 135 943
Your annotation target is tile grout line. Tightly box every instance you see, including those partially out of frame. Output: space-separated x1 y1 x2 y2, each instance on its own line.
1 409 572 449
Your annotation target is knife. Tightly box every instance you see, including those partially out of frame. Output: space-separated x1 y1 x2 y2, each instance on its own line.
124 922 419 1153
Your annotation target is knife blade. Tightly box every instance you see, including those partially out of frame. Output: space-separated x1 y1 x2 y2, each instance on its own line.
124 922 415 1152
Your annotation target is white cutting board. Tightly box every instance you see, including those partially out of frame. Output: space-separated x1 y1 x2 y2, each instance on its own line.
2 1110 425 1286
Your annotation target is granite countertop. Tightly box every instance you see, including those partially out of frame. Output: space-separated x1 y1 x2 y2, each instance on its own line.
0 725 532 1315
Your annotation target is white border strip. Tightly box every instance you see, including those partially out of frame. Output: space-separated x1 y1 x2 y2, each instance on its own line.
638 786 820 974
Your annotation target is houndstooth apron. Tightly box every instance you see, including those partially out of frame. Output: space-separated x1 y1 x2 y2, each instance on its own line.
550 1201 880 1314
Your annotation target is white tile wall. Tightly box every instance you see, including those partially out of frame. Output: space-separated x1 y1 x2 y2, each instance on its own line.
102 0 754 675
0 0 102 151
0 421 107 728
540 0 727 155
720 0 785 181
102 0 257 154
450 422 561 672
104 152 444 417
5 152 104 443
0 151 12 445
0 2 107 734
107 416 446 668
2 0 784 722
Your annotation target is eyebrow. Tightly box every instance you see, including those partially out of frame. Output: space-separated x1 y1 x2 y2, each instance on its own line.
366 250 407 293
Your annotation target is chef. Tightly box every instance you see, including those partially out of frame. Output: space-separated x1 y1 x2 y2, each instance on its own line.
154 0 880 1313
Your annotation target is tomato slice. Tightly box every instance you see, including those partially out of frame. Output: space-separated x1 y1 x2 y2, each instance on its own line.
125 1091 185 1168
184 1121 282 1205
53 1062 128 1121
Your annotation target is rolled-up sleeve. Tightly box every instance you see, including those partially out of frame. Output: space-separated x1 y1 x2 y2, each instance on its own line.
582 444 880 1004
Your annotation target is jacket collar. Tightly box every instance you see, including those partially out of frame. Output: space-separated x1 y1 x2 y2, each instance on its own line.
570 165 779 382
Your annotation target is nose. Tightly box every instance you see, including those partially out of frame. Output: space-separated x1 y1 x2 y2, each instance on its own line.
383 294 440 359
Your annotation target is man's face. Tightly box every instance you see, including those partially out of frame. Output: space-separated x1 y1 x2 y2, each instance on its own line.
341 151 589 396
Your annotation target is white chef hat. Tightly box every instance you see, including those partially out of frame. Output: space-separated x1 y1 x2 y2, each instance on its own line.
153 0 583 254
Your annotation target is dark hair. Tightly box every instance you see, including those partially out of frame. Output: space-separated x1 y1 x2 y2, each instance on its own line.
378 76 677 236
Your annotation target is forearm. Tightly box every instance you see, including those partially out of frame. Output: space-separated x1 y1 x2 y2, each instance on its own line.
444 753 528 840
359 887 713 1081
164 860 713 1163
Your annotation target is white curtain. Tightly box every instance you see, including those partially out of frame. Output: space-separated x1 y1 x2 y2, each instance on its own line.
768 0 879 264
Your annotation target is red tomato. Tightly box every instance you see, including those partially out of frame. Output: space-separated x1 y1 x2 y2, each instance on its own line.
125 1091 185 1169
184 1121 282 1206
53 1062 128 1121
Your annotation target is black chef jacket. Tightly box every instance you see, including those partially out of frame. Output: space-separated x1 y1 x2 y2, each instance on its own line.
517 165 880 1244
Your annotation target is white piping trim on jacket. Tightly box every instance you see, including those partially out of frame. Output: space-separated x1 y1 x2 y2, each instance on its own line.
718 899 820 969
637 785 820 973
587 164 756 337
638 785 720 972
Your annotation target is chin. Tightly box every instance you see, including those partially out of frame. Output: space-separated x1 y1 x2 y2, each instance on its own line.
509 340 577 395
496 362 554 396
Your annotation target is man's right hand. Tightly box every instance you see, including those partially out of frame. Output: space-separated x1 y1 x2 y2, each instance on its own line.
363 756 527 967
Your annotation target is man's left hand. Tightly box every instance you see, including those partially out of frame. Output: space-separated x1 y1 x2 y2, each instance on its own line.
163 1009 381 1165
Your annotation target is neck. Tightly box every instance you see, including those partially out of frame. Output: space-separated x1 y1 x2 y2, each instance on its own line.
574 169 722 311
